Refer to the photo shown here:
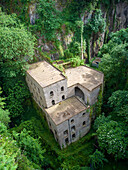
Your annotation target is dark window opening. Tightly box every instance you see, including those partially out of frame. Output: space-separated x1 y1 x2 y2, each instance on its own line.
61 86 64 91
83 121 86 126
62 95 65 100
72 133 76 139
75 87 84 101
83 112 86 116
64 130 68 135
71 119 74 123
71 126 75 131
40 96 42 100
65 138 69 144
52 100 55 105
50 91 54 97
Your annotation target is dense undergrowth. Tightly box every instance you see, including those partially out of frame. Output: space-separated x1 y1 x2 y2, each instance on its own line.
0 0 128 169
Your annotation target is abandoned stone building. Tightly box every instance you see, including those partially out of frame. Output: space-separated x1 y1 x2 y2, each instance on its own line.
26 61 104 148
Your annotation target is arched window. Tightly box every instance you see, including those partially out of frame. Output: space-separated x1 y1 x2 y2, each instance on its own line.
72 133 76 139
61 86 64 91
65 138 69 144
71 126 75 131
52 100 55 105
75 87 84 101
71 119 74 123
83 121 86 126
62 95 65 100
50 91 54 97
64 130 68 135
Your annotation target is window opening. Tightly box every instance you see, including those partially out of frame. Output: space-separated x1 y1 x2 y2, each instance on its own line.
50 91 54 97
71 126 75 132
65 138 69 144
83 121 86 126
72 133 76 139
71 119 74 123
64 130 68 135
83 112 86 116
52 100 55 105
61 86 64 91
62 95 65 100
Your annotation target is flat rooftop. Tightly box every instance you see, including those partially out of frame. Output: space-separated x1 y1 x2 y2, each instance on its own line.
65 66 103 91
27 61 65 88
45 96 87 125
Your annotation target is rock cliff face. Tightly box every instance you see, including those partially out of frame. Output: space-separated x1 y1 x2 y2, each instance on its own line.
31 1 128 60
1 0 127 60
87 1 128 58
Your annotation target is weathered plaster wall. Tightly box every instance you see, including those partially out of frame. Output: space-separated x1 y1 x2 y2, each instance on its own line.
43 79 67 108
56 109 90 148
67 84 101 105
26 73 47 107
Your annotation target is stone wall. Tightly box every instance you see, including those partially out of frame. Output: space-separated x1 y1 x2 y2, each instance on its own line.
43 79 67 108
26 73 47 107
67 84 101 105
26 72 67 108
41 99 90 149
56 109 90 148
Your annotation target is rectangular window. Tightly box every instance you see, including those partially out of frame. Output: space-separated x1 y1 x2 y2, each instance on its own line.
65 138 69 144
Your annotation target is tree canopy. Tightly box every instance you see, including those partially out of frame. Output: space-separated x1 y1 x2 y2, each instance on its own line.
0 11 35 78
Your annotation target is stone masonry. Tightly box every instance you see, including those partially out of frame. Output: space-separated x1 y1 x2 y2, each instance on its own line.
26 61 104 148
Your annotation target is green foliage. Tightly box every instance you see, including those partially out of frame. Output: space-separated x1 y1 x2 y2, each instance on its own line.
62 0 96 22
99 36 128 98
97 121 128 159
83 9 106 63
85 9 106 35
0 108 10 127
13 128 45 167
0 87 6 108
33 0 62 40
90 149 108 169
0 11 35 78
93 113 111 130
98 28 128 58
12 117 42 138
94 87 103 116
117 105 128 123
0 136 19 170
64 49 74 59
68 57 85 67
0 11 20 28
0 122 8 133
108 90 128 112
67 41 81 57
4 80 30 119
0 87 10 127
108 90 128 123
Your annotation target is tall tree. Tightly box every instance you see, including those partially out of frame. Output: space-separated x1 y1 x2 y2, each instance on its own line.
99 28 128 99
0 10 35 120
0 10 35 79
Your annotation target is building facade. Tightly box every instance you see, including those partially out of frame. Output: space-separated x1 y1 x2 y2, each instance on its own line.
26 61 104 148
